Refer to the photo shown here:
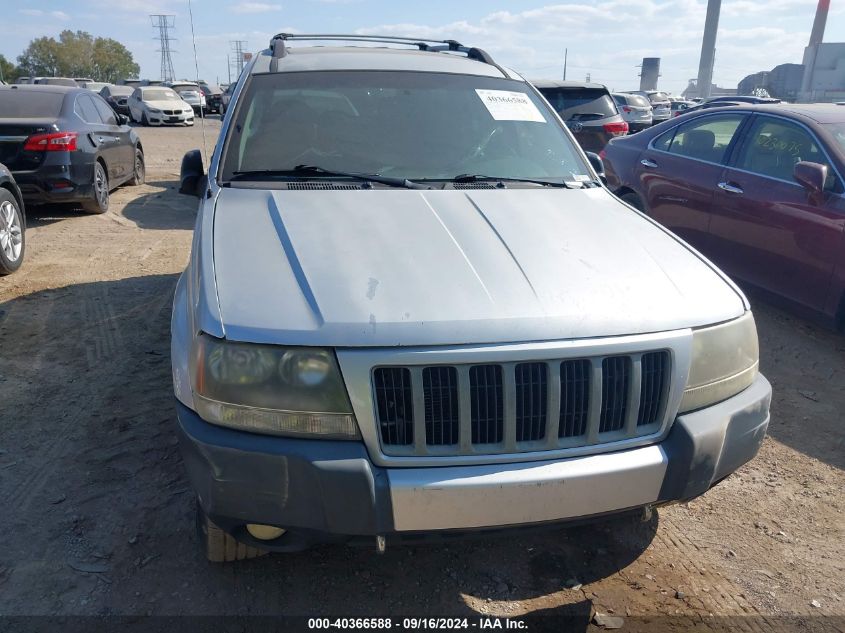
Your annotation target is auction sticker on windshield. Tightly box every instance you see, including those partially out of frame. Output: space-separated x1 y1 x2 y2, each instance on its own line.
475 89 546 123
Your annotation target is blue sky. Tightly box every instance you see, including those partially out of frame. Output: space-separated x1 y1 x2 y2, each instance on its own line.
2 0 844 93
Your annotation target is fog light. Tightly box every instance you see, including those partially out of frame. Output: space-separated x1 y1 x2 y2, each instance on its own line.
246 523 285 541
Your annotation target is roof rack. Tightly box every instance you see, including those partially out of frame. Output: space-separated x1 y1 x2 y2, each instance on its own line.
269 33 499 68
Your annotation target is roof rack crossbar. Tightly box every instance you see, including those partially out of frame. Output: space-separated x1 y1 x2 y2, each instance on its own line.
269 33 499 71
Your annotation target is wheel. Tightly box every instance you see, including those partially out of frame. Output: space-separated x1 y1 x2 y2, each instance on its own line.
141 111 150 127
619 191 645 212
81 162 109 214
195 501 267 563
0 189 25 275
128 148 145 186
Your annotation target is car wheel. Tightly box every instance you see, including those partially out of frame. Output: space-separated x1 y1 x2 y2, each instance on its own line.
141 111 150 127
128 148 145 186
0 189 25 275
620 191 646 212
82 162 109 214
195 501 266 563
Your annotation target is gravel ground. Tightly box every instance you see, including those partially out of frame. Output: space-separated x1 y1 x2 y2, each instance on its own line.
0 118 842 630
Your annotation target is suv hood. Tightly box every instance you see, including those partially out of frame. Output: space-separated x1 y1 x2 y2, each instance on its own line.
211 187 745 346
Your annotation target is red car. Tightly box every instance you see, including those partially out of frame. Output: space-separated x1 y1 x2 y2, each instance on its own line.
603 103 845 327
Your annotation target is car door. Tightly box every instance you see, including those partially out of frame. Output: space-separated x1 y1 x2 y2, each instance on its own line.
91 93 133 180
76 93 124 181
636 112 749 256
708 114 845 312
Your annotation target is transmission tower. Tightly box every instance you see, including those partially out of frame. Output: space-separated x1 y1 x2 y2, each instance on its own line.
229 40 249 81
151 15 177 83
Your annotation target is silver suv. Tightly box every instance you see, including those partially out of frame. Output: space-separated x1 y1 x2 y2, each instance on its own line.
172 34 771 562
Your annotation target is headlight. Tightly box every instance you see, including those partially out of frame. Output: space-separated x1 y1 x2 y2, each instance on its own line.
148 108 161 113
679 312 759 413
191 334 359 439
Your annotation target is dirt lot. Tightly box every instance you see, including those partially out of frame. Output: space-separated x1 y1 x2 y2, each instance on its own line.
0 119 842 630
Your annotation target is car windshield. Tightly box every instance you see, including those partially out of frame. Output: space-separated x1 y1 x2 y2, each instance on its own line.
221 71 590 183
109 86 133 96
823 123 845 153
538 88 617 119
0 90 64 117
143 89 180 101
649 92 670 103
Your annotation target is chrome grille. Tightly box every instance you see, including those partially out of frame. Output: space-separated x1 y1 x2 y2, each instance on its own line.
374 351 672 456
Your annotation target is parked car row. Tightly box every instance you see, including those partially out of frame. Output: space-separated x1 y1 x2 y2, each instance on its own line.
0 83 148 273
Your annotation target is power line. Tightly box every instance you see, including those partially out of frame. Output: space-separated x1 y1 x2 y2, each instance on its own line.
151 14 177 83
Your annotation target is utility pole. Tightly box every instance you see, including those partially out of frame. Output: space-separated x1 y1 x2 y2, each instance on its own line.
151 14 177 83
563 48 567 81
229 40 248 82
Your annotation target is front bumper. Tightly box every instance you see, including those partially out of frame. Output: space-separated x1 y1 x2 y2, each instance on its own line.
147 112 194 126
176 374 770 549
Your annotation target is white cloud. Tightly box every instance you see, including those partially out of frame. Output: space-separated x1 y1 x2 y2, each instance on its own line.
232 2 282 13
18 9 44 16
356 0 821 93
51 11 70 20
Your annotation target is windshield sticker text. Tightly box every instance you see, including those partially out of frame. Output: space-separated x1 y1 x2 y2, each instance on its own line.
475 89 547 123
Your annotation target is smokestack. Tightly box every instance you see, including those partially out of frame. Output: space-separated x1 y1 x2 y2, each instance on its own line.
640 58 661 91
808 0 830 46
800 0 830 101
696 0 722 100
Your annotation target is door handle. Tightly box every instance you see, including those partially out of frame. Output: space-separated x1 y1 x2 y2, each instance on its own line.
640 159 658 168
718 182 744 194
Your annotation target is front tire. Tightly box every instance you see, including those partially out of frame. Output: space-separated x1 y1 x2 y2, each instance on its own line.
196 502 266 563
141 111 150 127
81 162 109 214
128 148 145 186
0 189 25 275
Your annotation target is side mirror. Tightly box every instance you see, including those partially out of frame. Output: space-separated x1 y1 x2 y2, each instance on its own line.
585 151 607 185
117 114 130 125
794 161 827 195
179 149 205 197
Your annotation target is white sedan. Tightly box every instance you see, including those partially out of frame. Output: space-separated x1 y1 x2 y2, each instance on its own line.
127 86 194 126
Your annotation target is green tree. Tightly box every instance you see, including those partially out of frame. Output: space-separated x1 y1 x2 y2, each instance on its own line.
0 54 21 83
17 30 139 83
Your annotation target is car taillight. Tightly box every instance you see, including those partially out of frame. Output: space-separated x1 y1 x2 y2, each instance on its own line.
622 106 632 113
23 132 78 152
603 121 629 136
599 149 607 159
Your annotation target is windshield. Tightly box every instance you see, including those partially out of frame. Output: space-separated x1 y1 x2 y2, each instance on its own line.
0 90 64 117
143 89 180 101
824 123 845 154
649 92 670 103
221 71 589 183
536 88 617 119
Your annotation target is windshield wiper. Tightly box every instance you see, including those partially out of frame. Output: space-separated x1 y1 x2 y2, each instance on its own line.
230 165 428 189
440 174 573 189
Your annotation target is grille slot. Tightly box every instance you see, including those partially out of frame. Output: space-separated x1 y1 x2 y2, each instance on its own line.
600 356 630 433
638 351 669 426
372 350 671 456
373 368 413 446
452 183 498 189
515 363 548 442
559 359 591 438
423 367 459 446
470 365 504 444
